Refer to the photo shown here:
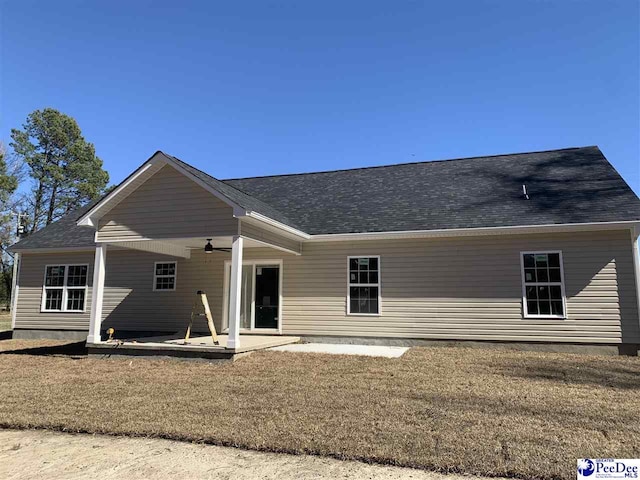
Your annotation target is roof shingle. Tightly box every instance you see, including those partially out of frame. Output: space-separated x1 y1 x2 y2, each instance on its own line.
224 146 640 234
11 146 640 250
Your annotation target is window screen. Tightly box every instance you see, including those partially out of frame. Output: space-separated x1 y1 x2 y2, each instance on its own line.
154 262 177 291
42 265 88 312
348 257 380 314
522 252 565 317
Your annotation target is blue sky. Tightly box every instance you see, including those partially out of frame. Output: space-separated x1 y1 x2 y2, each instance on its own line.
1 1 639 193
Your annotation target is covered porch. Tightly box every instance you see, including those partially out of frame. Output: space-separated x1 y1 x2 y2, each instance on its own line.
75 151 307 356
85 231 302 355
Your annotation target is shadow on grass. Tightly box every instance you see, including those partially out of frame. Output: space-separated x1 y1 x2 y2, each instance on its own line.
0 341 88 358
408 388 639 433
0 331 12 340
492 359 640 390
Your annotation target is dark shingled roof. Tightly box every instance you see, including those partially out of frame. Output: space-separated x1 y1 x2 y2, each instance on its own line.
224 146 640 234
11 146 640 250
12 202 97 250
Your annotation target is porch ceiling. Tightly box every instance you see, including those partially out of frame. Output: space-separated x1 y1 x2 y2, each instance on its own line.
108 236 286 258
161 236 281 250
109 239 193 258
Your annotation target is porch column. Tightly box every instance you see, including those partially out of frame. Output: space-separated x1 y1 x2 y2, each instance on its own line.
10 253 20 329
227 235 243 350
87 243 107 344
632 226 640 331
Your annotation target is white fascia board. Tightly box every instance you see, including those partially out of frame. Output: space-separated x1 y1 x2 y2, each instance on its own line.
158 159 309 240
242 211 310 239
306 220 640 242
77 154 166 227
9 247 96 255
11 241 191 257
242 235 302 256
77 151 250 228
75 150 309 242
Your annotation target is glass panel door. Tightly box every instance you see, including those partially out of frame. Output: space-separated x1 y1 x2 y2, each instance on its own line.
254 265 279 329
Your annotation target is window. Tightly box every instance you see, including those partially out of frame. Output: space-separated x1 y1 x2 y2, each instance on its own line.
154 262 177 291
348 256 381 315
521 252 566 318
41 265 88 312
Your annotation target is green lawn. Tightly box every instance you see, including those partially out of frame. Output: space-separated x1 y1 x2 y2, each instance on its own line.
0 338 638 480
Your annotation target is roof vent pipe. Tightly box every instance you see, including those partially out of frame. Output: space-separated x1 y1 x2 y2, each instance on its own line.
522 184 530 200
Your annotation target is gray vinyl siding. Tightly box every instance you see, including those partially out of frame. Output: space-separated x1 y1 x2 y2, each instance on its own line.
240 221 302 254
243 229 639 344
97 164 238 241
14 251 95 330
13 229 640 344
101 249 227 333
14 249 227 333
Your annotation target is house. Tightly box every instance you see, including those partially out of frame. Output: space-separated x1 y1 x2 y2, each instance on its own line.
8 146 640 355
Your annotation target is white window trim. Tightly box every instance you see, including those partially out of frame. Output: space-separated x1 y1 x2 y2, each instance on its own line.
347 255 382 316
222 259 283 334
520 250 567 319
153 261 177 292
40 264 89 313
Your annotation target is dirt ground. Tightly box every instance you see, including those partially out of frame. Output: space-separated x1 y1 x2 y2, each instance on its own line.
0 428 488 480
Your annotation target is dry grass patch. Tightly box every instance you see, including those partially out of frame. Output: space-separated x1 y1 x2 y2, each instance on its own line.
0 311 11 332
0 339 638 480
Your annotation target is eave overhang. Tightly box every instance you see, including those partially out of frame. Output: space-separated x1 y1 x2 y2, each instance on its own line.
305 220 640 242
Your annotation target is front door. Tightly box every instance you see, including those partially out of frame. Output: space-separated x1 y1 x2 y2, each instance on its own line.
254 266 279 329
225 262 280 331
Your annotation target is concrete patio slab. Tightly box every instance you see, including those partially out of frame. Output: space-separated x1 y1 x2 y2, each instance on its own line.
269 342 409 358
88 334 300 360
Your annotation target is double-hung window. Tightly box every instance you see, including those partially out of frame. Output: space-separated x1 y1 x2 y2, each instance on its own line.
521 251 566 318
41 265 89 312
348 256 381 315
154 262 177 291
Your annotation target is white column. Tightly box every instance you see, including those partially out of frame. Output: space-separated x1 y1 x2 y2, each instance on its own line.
632 226 640 332
10 253 20 329
227 235 243 350
87 243 107 344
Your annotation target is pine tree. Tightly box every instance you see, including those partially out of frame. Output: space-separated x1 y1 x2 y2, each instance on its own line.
10 108 109 233
0 144 19 309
